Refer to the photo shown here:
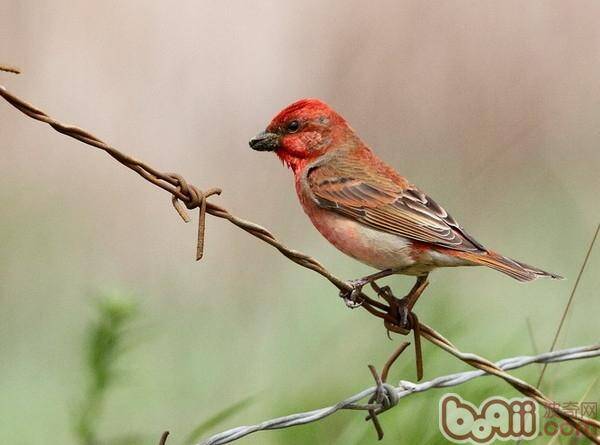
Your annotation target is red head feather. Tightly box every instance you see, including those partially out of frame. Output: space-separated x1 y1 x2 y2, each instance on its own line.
265 99 354 172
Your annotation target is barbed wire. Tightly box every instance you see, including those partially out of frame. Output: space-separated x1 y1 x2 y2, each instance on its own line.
0 64 20 74
199 344 600 445
0 81 598 443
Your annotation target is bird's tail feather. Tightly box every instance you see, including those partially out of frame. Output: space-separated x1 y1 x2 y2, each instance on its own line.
456 250 563 282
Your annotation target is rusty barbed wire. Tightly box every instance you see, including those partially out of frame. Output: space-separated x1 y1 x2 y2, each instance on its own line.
198 344 600 445
0 64 20 74
1 83 598 443
158 431 170 445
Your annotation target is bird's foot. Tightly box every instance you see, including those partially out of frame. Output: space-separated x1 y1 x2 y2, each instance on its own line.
383 277 429 333
339 278 368 308
371 284 396 304
369 283 407 329
382 297 412 333
397 297 411 328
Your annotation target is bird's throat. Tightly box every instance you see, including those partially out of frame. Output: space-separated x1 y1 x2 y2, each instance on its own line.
276 150 310 173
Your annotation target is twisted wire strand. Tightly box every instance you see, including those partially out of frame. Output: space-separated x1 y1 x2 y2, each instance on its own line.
0 65 20 74
199 344 600 445
0 83 597 443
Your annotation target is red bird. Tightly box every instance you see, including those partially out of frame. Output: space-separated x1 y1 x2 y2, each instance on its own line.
250 99 562 309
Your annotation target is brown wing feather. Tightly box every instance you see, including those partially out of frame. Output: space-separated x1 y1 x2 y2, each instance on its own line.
307 151 486 252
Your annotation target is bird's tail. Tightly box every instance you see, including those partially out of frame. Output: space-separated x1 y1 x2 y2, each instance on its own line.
455 250 563 282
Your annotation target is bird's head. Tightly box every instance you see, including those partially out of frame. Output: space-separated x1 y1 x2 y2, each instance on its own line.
249 99 354 172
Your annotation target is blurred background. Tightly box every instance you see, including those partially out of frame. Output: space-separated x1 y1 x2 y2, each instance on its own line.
1 1 598 444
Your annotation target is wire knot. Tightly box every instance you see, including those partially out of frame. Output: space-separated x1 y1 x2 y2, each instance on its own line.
169 173 221 260
364 363 403 440
377 382 399 410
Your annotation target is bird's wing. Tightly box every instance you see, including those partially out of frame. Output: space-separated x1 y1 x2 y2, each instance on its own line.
306 152 486 252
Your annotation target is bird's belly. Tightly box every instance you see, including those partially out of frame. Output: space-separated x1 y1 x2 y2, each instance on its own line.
302 202 418 271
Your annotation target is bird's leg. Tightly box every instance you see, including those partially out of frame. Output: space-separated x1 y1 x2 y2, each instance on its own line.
339 269 396 307
373 274 430 333
395 273 429 329
370 282 396 306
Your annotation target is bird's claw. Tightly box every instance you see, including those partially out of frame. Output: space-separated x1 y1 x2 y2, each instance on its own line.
398 299 410 328
373 284 396 304
339 278 367 308
383 297 412 334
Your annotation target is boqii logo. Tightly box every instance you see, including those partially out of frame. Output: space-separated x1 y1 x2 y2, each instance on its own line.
439 393 538 444
542 401 598 438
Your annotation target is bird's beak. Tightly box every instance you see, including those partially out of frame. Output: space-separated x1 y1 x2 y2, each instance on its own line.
249 131 280 152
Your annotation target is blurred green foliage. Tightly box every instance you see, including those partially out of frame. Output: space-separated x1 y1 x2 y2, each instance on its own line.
71 295 257 445
74 294 142 445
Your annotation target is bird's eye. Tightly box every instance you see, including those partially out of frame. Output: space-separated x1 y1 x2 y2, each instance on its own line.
286 120 300 133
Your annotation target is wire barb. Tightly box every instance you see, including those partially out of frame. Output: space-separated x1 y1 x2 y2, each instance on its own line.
365 348 404 441
381 341 410 383
168 172 222 260
0 64 20 74
364 342 408 432
158 431 170 445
